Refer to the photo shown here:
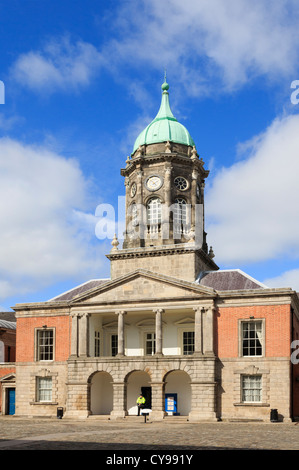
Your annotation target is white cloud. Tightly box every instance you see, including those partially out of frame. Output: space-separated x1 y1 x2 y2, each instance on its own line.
11 36 103 93
263 269 299 291
108 0 299 93
205 113 299 265
10 1 299 97
0 138 104 301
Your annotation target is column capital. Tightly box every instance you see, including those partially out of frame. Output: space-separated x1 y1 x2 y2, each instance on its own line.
193 306 203 314
153 308 164 314
70 312 81 318
193 305 215 313
70 312 90 318
115 310 126 316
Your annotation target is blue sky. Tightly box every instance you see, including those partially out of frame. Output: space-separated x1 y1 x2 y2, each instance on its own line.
1 0 299 310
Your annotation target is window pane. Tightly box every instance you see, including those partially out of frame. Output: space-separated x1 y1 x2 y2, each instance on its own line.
147 198 162 225
173 198 188 235
95 331 100 357
183 331 194 355
111 334 118 356
37 377 52 402
145 333 156 355
38 330 54 361
242 375 262 402
242 321 262 356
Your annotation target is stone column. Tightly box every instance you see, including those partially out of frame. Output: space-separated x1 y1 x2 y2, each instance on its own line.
116 310 126 356
202 306 215 355
110 381 127 419
193 307 203 355
70 313 79 357
151 382 165 421
78 313 90 357
153 308 164 355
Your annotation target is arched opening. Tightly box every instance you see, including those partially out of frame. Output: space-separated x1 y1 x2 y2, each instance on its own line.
147 197 162 236
164 370 191 416
126 370 151 415
90 371 113 415
173 198 190 236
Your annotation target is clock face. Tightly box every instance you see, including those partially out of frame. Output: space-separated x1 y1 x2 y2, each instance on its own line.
174 176 188 191
146 175 162 191
130 182 137 197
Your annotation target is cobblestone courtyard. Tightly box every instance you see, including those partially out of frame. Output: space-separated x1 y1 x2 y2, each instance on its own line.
0 416 299 451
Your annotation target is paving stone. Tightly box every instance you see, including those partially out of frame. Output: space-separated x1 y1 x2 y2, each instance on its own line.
0 416 299 451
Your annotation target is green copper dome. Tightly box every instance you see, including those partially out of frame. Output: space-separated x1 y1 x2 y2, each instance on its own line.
132 80 195 154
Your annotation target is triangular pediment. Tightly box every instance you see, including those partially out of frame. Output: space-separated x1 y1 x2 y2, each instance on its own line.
70 269 215 305
0 373 16 383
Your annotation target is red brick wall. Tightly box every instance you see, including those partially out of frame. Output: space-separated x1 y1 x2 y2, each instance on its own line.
292 311 299 417
216 304 291 358
16 316 70 362
0 366 15 379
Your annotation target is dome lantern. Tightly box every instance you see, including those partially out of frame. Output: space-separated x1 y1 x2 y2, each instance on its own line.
132 79 195 154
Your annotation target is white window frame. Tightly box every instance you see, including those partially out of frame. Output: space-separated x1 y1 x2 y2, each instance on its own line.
239 319 265 357
147 197 162 226
241 375 262 403
181 329 194 356
37 377 52 402
35 328 55 362
144 332 156 356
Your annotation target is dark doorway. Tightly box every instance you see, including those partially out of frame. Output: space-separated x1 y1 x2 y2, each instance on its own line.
141 386 152 409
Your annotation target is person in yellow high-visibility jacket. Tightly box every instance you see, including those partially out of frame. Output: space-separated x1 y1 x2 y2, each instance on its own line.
136 394 146 415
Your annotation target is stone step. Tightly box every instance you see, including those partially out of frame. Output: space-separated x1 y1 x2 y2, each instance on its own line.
87 414 189 423
163 415 189 422
87 415 111 420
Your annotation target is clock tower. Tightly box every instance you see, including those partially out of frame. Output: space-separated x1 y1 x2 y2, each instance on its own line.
107 79 218 281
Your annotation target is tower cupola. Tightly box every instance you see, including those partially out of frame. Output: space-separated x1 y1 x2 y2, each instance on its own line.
132 80 195 154
107 78 218 282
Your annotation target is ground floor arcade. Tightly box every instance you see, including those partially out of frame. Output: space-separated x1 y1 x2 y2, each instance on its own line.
65 356 217 421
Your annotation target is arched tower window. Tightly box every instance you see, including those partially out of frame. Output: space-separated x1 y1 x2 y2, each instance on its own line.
147 197 162 234
173 198 189 236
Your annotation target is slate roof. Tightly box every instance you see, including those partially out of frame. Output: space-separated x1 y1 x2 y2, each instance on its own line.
196 269 266 291
0 312 16 322
0 320 16 330
0 312 16 330
49 279 109 302
48 269 267 303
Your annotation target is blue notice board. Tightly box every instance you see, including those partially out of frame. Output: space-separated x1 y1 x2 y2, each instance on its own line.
165 393 177 414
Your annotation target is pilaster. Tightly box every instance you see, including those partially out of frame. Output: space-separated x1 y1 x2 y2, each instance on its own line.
110 381 127 419
150 382 166 421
